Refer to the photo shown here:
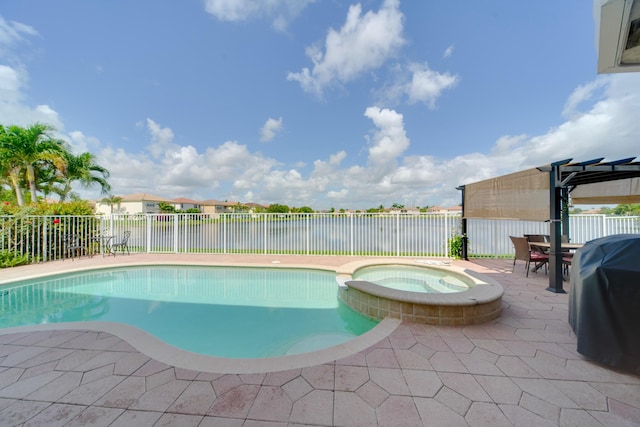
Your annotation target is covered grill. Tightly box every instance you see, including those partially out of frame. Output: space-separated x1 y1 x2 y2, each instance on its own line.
568 234 640 373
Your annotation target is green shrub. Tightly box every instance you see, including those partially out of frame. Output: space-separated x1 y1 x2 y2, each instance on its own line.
0 250 30 268
0 200 94 216
448 234 465 259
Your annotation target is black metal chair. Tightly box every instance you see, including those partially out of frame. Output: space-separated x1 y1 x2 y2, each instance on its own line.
110 231 131 256
63 234 84 260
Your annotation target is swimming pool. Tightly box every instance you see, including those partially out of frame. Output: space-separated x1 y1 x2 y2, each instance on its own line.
0 265 378 358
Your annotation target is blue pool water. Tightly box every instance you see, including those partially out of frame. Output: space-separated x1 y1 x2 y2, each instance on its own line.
353 264 473 293
0 266 378 358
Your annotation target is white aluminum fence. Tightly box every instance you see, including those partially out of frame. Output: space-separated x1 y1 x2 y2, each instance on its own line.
0 215 102 263
99 212 461 257
1 213 638 265
467 214 640 257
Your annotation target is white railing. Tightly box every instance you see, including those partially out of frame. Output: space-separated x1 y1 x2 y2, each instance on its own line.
0 215 102 263
99 212 462 257
467 215 640 256
1 213 638 265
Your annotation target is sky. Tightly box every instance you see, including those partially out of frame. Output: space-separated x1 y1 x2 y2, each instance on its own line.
1 0 639 210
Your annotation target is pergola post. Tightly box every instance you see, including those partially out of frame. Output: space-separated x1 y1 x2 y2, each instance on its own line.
456 185 468 260
547 163 566 293
561 187 570 242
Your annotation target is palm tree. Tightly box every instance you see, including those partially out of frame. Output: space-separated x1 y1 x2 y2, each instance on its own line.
57 151 111 202
0 125 24 206
0 123 68 205
30 160 61 200
101 194 122 214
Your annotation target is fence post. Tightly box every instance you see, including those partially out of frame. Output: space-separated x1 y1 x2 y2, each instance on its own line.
349 213 354 256
42 220 48 263
223 214 228 254
395 213 400 257
173 214 179 253
306 214 311 255
263 214 268 255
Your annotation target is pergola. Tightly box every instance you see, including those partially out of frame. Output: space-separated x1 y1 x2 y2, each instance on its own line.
457 157 640 293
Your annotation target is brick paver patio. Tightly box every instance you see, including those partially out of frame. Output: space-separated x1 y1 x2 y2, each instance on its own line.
0 255 639 426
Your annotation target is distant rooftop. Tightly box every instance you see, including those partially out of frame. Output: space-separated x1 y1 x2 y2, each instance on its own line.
119 193 172 202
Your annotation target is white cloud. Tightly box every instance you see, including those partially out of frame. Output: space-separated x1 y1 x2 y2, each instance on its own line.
406 63 458 106
364 106 409 168
203 0 315 31
327 188 349 201
0 16 38 54
0 19 62 129
288 0 405 97
146 118 178 158
491 134 527 156
95 121 282 200
329 150 346 166
76 72 640 208
443 44 454 58
67 130 101 154
96 147 158 194
0 64 21 94
289 74 640 209
309 151 345 184
203 0 260 22
0 64 63 129
4 16 640 211
379 61 458 108
260 116 283 142
562 76 608 119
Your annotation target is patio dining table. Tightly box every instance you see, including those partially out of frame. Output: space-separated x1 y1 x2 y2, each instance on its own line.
527 241 584 276
529 241 584 251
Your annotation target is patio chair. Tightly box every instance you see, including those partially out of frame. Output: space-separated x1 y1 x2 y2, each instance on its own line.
63 234 84 260
525 234 549 256
110 231 131 256
562 254 573 279
509 236 549 277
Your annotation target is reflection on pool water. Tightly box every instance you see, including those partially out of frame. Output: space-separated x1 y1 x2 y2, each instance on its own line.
352 264 473 293
0 266 378 358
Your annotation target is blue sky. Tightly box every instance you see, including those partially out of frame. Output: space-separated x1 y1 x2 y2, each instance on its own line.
1 0 639 210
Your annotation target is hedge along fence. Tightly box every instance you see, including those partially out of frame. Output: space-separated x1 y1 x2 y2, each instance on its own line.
0 215 102 264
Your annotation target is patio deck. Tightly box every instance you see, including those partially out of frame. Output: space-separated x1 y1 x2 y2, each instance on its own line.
0 254 639 426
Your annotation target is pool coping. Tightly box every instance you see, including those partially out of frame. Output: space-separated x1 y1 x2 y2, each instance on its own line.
0 318 402 374
0 257 500 373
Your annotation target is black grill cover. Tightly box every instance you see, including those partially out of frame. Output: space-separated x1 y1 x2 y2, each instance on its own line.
568 234 640 373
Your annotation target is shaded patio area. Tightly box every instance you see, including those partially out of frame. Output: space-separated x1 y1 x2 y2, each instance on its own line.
1 254 639 426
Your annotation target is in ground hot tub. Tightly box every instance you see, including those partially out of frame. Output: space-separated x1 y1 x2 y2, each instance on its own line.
338 262 503 325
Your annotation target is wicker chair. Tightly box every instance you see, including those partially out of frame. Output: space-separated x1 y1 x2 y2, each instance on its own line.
509 236 549 277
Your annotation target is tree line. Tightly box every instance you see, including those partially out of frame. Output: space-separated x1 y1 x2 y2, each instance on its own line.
571 204 640 216
0 123 111 206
